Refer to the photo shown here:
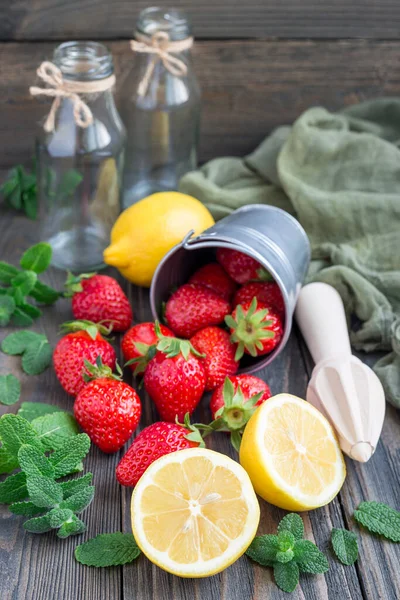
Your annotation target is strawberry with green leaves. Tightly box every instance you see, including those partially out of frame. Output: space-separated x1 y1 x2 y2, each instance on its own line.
190 326 239 391
65 273 132 333
226 298 283 360
188 262 237 301
74 358 142 453
116 416 204 487
53 320 116 396
216 248 271 284
122 322 174 376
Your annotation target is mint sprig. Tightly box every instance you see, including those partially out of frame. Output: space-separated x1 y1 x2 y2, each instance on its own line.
246 513 328 593
354 501 400 542
0 165 37 219
75 533 141 567
2 330 52 375
331 528 358 565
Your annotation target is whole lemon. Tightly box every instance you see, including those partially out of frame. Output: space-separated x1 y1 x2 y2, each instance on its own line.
103 192 215 287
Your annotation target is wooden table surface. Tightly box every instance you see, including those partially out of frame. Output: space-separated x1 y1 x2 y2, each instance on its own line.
0 209 399 600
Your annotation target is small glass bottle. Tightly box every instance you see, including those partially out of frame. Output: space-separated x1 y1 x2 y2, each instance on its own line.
36 41 126 272
120 7 201 207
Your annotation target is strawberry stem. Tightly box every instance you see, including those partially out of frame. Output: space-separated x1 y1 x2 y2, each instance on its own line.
82 356 123 383
60 319 112 340
63 272 96 297
154 320 205 360
226 297 275 360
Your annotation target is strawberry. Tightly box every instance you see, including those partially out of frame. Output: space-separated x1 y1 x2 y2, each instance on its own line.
74 359 141 453
116 417 204 487
233 281 285 317
207 376 271 450
165 283 231 339
144 332 206 422
190 326 239 391
188 263 237 301
122 322 175 376
216 248 271 284
226 298 283 359
53 320 116 396
66 273 132 332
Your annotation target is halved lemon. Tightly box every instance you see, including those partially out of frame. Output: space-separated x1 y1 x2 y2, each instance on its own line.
130 448 260 577
240 393 346 511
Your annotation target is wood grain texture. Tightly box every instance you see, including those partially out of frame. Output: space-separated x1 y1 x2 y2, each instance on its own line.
1 39 400 170
1 0 400 40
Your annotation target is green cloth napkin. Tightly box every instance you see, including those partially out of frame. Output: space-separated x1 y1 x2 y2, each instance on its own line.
179 98 400 407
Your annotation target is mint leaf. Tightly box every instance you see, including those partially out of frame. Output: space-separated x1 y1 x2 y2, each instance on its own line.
354 501 400 542
17 303 42 320
331 528 358 565
276 550 294 563
49 434 91 479
0 262 19 285
0 447 19 474
274 561 299 593
11 271 37 296
29 280 60 305
246 534 279 567
0 374 21 405
60 485 95 513
293 539 329 574
20 243 52 274
26 475 63 508
18 401 63 422
11 307 34 327
75 533 141 567
58 170 83 199
278 513 304 541
0 296 16 326
0 414 42 456
58 514 86 538
21 339 52 375
9 501 44 517
32 412 79 450
18 444 55 479
48 507 74 528
60 473 93 499
0 472 28 503
276 531 295 563
1 330 45 355
24 514 52 533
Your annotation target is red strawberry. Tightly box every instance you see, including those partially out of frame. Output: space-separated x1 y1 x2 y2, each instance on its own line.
165 283 230 339
74 359 141 453
116 418 204 487
144 333 206 422
53 320 116 396
188 263 237 301
66 273 132 332
208 376 272 450
233 282 285 317
216 248 271 284
226 298 283 359
190 326 239 391
122 322 174 375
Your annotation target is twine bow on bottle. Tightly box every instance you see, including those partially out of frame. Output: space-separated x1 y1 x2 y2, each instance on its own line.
130 31 193 96
30 61 116 132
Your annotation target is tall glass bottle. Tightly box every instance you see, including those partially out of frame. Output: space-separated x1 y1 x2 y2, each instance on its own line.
120 7 201 207
36 41 126 272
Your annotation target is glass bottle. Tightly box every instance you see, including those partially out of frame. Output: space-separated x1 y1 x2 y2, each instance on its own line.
120 7 201 207
36 41 126 272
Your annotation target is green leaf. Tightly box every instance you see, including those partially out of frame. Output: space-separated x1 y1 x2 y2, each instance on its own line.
23 514 52 533
11 271 37 296
29 280 60 305
0 374 21 405
331 528 358 565
354 501 400 542
18 444 55 479
60 485 95 513
11 307 34 327
21 339 52 375
0 472 28 503
26 475 63 508
18 401 63 422
0 447 19 474
293 539 329 574
58 170 83 199
276 550 294 563
9 500 44 517
16 303 42 320
75 533 141 567
60 473 93 499
246 534 279 567
22 186 37 220
0 414 42 456
57 514 86 538
273 561 299 593
48 507 74 528
0 295 16 326
1 330 45 355
49 434 91 479
20 243 52 274
278 530 295 552
0 262 19 284
278 513 304 541
32 412 79 450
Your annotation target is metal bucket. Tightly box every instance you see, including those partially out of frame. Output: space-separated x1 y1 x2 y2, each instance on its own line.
150 205 311 373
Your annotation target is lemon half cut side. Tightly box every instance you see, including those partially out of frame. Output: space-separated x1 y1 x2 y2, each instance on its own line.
130 447 260 577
